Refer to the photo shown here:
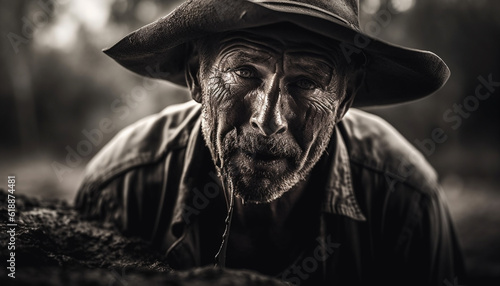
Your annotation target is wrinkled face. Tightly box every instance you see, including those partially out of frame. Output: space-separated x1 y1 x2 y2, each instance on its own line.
195 24 360 204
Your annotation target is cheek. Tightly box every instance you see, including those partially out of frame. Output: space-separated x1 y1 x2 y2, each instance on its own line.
290 92 338 148
202 71 250 138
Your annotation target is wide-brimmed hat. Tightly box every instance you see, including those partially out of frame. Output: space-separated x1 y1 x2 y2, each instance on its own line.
103 0 450 107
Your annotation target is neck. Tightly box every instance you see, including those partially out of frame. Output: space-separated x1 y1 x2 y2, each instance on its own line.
223 172 323 273
232 177 311 228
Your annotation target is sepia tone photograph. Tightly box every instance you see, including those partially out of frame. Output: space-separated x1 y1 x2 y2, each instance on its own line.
1 0 499 285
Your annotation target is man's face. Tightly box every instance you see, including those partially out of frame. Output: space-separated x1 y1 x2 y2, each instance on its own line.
196 24 358 204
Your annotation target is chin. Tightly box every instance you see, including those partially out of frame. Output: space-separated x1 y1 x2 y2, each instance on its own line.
234 187 285 204
230 170 304 204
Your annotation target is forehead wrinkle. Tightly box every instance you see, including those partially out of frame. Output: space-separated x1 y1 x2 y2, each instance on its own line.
219 48 274 66
219 35 281 57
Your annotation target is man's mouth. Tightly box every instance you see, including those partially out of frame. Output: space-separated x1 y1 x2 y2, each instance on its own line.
239 150 291 173
228 134 300 171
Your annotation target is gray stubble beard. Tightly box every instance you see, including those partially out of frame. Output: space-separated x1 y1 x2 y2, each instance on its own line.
200 107 335 204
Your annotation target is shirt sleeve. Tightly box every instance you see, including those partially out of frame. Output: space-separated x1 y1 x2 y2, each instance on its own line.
74 159 172 245
389 183 467 286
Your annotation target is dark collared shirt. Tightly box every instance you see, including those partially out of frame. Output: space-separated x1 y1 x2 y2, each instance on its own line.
76 100 465 285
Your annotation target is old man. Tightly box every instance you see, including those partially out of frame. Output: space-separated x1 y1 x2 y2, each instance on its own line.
76 0 465 285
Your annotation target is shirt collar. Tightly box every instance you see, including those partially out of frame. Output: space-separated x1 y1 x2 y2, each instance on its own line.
320 127 366 221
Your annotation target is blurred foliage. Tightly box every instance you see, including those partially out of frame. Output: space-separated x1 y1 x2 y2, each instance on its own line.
1 0 189 156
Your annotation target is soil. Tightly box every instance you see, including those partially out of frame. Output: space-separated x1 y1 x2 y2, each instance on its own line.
0 189 287 285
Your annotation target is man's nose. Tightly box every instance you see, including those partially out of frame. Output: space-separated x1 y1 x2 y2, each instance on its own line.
250 74 288 136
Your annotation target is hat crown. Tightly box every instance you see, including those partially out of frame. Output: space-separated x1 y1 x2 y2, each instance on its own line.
250 0 360 27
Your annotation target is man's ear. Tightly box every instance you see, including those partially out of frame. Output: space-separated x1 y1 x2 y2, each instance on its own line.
337 67 366 119
185 45 202 103
342 52 368 110
347 67 366 99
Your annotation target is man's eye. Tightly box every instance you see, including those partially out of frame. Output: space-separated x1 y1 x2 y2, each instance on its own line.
295 78 317 90
234 67 256 78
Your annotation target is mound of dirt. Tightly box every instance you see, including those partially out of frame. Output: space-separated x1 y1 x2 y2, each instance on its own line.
0 190 287 285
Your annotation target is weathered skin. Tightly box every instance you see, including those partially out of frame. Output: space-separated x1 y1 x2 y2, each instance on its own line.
191 23 364 204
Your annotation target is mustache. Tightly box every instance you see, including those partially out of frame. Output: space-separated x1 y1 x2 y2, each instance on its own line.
233 132 302 158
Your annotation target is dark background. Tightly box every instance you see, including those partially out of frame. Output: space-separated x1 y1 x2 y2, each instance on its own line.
1 0 499 284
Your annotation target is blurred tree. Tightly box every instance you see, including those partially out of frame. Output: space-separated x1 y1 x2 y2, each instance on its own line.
1 0 40 152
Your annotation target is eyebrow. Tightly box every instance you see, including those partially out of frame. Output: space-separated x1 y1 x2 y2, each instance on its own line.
294 63 331 79
284 53 335 78
287 50 337 68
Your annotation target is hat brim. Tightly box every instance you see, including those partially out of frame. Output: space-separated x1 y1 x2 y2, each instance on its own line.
103 0 450 107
